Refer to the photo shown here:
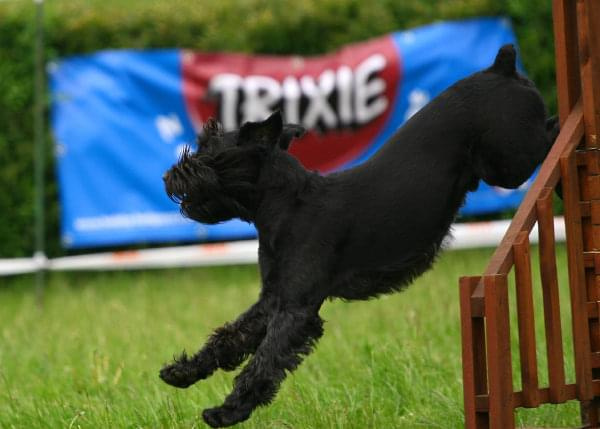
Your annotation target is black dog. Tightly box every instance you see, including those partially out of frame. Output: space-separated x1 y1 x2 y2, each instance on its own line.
160 45 558 427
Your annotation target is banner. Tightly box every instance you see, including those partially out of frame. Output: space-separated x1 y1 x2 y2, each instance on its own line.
50 17 525 248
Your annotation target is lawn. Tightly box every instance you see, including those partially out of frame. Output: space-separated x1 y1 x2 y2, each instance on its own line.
0 245 581 428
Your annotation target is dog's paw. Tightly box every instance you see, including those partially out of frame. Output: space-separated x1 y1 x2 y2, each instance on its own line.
159 360 198 388
202 405 251 428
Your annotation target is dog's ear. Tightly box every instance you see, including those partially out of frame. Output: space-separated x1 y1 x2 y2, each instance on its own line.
279 124 306 150
487 44 517 77
238 111 283 147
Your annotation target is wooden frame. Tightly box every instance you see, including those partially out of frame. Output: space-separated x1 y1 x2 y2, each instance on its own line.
459 0 600 426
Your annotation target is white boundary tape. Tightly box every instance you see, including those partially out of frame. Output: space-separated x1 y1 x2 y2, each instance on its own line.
0 218 566 276
448 216 565 249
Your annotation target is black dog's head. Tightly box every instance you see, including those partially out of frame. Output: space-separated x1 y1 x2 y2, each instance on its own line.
163 111 305 224
463 44 551 189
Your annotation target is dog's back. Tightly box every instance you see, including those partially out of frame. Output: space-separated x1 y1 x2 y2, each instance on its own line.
299 45 551 299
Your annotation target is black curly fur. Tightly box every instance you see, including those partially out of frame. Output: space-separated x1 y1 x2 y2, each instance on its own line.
160 45 560 427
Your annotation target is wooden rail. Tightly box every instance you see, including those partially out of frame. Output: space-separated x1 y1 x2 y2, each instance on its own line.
460 0 600 427
461 103 584 428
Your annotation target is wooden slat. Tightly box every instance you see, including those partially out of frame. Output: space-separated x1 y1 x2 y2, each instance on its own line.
513 231 540 407
578 9 600 424
561 148 594 400
580 200 592 217
587 258 600 357
577 0 600 149
460 276 488 429
484 275 515 429
594 224 600 250
472 318 489 427
475 383 579 412
592 201 600 223
584 251 600 268
513 384 578 409
580 167 592 201
536 187 567 403
577 150 600 174
583 214 595 250
553 0 581 124
591 351 600 368
587 300 599 318
553 2 587 421
588 175 600 200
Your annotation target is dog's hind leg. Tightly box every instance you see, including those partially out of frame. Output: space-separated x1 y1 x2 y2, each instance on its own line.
201 307 324 428
159 298 270 389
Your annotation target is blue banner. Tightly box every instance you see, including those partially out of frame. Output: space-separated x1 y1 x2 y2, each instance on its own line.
50 17 526 248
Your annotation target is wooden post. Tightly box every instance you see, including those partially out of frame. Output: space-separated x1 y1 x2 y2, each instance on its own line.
513 232 540 407
460 276 489 429
553 0 581 124
536 187 567 403
484 275 514 429
561 149 593 402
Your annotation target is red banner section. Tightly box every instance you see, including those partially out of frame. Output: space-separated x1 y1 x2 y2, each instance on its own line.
182 36 401 172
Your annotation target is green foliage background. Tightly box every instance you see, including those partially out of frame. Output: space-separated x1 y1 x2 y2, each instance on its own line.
0 0 556 257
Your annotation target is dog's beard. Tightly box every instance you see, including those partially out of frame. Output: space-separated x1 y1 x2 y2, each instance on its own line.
166 179 257 224
164 172 191 206
180 195 252 224
181 199 232 224
164 144 262 224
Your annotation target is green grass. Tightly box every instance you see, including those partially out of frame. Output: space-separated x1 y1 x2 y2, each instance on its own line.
0 246 581 428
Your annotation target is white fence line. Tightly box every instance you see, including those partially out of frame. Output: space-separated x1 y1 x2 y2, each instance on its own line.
0 218 566 276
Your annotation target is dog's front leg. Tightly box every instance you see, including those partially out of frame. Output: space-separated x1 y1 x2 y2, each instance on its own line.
160 298 270 389
202 307 324 428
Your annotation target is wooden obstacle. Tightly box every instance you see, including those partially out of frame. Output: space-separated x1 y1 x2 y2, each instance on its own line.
459 0 600 427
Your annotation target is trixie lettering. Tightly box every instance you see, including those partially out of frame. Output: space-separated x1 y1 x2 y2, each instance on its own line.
208 54 388 132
